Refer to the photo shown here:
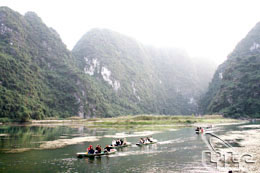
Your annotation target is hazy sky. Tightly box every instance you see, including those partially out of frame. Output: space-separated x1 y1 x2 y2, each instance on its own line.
1 0 260 64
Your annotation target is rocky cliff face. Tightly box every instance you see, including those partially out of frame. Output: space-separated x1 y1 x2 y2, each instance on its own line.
200 22 260 118
73 29 215 116
0 7 216 121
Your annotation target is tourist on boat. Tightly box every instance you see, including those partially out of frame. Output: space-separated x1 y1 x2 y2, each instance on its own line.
143 137 148 143
140 138 144 144
95 145 102 153
149 136 154 141
87 145 94 154
104 145 111 152
147 136 152 142
116 139 121 146
112 139 116 146
123 138 127 145
120 138 124 145
195 127 200 133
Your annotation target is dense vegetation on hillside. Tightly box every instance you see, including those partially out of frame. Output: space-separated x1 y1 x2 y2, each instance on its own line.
0 7 113 121
72 29 216 115
0 7 216 121
200 22 260 118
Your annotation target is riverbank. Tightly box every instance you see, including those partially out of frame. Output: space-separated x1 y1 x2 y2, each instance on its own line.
0 115 243 131
25 115 242 130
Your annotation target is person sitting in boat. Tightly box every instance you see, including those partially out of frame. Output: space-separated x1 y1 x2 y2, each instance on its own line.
95 145 102 153
140 138 144 144
149 136 154 141
87 145 94 154
143 137 148 143
147 136 152 143
111 139 116 146
123 138 127 145
120 139 124 145
104 145 111 153
115 139 121 146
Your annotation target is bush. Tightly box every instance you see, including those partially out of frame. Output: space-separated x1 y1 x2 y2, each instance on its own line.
0 117 11 123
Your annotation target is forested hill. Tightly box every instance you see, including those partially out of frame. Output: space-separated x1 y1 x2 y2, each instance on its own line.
0 7 114 121
200 22 260 118
72 29 216 115
0 7 216 121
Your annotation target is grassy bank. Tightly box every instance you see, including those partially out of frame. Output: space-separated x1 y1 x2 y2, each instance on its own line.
3 114 241 130
87 115 240 126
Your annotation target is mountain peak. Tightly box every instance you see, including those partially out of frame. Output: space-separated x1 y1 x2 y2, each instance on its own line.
0 6 14 13
24 11 44 24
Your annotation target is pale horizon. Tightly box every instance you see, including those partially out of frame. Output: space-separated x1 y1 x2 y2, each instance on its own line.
1 0 260 65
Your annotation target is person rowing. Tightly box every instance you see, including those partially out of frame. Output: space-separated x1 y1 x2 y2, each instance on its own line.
104 145 111 153
87 145 94 154
95 144 102 154
115 139 121 146
201 127 204 133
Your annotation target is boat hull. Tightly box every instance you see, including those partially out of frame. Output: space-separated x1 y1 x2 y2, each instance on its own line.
77 149 117 158
136 141 157 146
110 142 131 149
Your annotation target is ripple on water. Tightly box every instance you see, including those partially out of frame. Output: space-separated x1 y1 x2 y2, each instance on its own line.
104 131 160 138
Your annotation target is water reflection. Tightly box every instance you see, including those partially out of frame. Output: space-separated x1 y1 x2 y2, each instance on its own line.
0 123 253 173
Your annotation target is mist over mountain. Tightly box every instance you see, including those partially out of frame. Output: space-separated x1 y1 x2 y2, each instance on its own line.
200 22 260 118
72 28 216 116
0 7 216 121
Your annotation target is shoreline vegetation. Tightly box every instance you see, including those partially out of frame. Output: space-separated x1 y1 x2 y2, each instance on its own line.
1 115 243 130
0 115 243 154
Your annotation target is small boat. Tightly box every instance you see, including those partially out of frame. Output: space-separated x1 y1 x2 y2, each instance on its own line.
110 142 131 149
195 131 201 134
136 139 157 146
76 149 117 158
195 129 205 134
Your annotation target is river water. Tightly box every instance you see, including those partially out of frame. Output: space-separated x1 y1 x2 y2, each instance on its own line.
0 122 256 173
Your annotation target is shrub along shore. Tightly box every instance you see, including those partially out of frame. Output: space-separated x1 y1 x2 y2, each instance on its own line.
0 115 241 130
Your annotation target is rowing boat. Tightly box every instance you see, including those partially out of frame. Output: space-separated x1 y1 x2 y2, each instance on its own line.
110 142 131 149
76 149 117 158
136 139 157 146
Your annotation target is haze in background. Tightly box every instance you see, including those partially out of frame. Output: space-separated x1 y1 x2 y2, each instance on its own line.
1 0 260 65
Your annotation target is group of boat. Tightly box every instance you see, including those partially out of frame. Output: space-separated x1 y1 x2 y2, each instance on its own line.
77 127 213 158
76 137 157 158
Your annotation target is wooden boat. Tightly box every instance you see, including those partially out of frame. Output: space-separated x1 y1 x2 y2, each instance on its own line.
136 139 157 146
110 142 131 149
76 149 117 158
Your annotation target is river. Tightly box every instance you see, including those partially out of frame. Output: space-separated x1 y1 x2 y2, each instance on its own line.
0 121 258 172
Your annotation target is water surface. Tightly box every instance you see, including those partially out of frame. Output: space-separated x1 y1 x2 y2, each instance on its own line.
1 122 255 173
